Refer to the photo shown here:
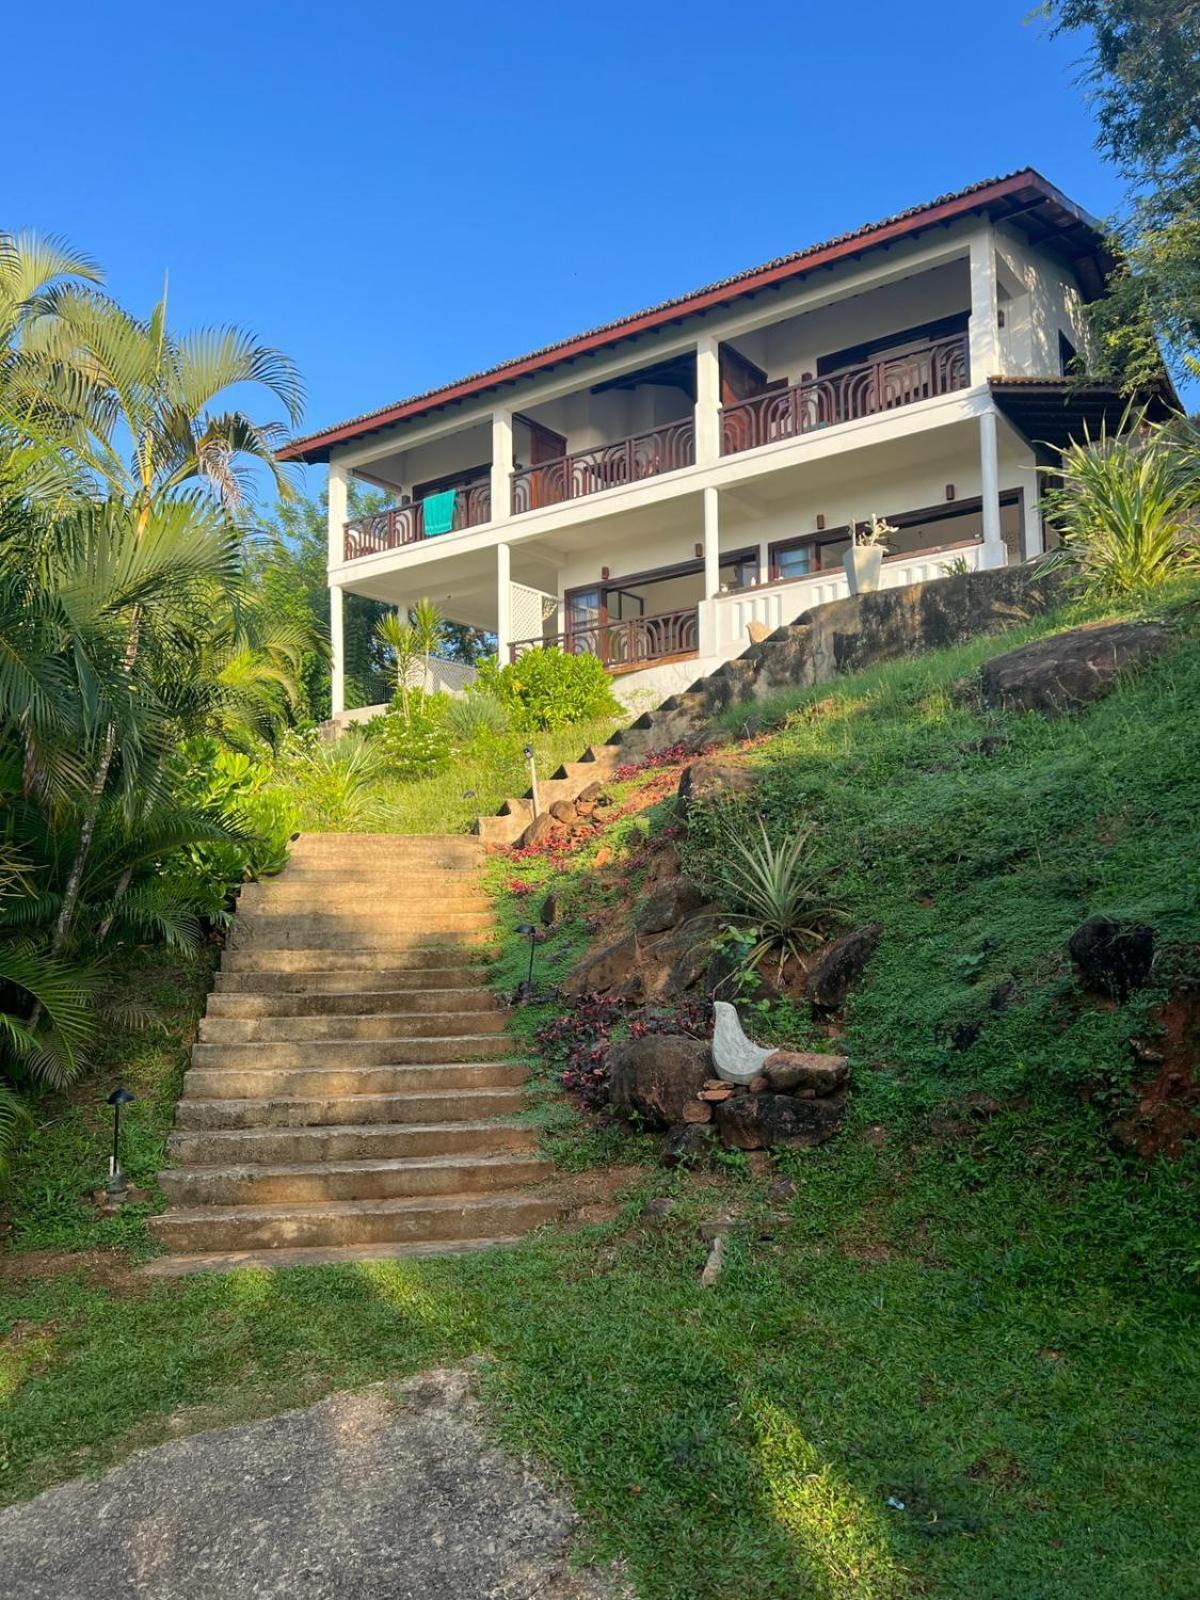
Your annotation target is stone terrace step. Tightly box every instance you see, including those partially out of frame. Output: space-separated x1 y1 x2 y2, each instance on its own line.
148 1190 561 1253
183 1061 527 1102
196 1010 506 1044
219 947 491 975
167 1118 538 1167
226 925 494 952
160 1152 554 1207
205 987 497 1018
214 965 491 993
190 1036 518 1071
172 1087 528 1131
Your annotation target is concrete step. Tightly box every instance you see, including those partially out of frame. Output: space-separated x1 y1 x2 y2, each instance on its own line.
149 1190 561 1253
166 1118 538 1167
197 1009 505 1044
238 882 488 910
226 927 493 954
182 1060 528 1101
159 1151 554 1207
142 1235 525 1277
191 1035 516 1071
214 964 491 993
220 947 490 975
205 987 497 1018
233 907 494 934
173 1087 528 1131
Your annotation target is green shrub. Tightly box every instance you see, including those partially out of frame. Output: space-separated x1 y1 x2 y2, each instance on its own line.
446 689 511 747
374 689 454 780
697 813 844 972
271 728 385 830
169 738 299 901
474 648 620 732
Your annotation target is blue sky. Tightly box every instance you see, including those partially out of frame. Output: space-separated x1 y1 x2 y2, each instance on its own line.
7 0 1114 476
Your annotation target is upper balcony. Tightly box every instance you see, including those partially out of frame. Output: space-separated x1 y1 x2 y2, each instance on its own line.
337 259 980 563
720 332 968 456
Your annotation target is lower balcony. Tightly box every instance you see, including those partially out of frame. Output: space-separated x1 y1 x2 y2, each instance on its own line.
721 334 968 456
344 482 491 560
510 419 696 515
510 607 699 674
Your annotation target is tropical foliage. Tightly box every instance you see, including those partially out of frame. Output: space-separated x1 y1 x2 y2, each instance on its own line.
475 646 621 732
0 230 312 1172
1041 410 1200 593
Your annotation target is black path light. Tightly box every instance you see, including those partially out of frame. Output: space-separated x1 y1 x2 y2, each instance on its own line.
105 1087 135 1195
513 922 540 1004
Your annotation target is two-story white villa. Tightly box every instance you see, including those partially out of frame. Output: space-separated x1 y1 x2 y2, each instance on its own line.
281 170 1159 712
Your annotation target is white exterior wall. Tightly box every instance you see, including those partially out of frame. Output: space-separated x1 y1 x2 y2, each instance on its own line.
994 225 1089 376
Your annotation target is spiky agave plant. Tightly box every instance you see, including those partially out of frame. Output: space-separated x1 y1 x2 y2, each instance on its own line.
1041 413 1200 596
709 815 842 973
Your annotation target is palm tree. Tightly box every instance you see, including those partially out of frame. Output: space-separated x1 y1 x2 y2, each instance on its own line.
376 611 419 716
11 289 305 514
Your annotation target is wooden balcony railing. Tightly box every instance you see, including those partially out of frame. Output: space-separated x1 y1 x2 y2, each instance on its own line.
511 418 695 515
720 334 969 457
510 607 699 672
343 482 491 560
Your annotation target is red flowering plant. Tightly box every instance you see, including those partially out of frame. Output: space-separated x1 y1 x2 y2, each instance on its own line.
535 993 712 1110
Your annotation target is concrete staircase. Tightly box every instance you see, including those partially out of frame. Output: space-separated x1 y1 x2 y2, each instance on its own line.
147 833 559 1273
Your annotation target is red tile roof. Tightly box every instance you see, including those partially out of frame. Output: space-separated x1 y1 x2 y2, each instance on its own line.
281 169 1107 464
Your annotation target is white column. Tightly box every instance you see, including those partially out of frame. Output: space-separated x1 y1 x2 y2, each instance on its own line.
969 229 999 386
327 460 349 567
330 583 346 716
978 408 1007 569
496 541 512 661
490 409 513 524
327 462 349 717
702 486 720 597
694 334 721 466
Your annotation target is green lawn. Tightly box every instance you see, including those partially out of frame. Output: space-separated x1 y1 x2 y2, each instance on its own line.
2 583 1198 1598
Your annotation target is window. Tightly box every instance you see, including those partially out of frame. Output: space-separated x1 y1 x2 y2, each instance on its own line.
774 543 814 579
1059 331 1078 377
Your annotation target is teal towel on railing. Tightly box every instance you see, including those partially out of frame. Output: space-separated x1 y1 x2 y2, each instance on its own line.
422 489 457 536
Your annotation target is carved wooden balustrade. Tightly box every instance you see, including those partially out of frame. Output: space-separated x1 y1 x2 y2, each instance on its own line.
343 482 491 559
720 334 969 456
509 607 699 671
511 418 696 515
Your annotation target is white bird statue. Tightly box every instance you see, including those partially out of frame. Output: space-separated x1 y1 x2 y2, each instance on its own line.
711 1001 774 1085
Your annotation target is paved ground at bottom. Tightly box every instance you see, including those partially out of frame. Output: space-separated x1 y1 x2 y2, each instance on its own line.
0 1367 630 1599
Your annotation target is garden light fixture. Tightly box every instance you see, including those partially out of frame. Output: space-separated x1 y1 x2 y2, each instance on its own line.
523 745 540 817
105 1087 135 1194
512 922 542 1004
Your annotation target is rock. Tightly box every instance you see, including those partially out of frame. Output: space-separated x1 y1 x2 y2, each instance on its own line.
1068 916 1156 999
763 1049 849 1095
564 932 642 1000
661 1123 718 1168
749 1074 769 1094
519 811 559 849
635 876 707 936
576 781 604 804
805 924 883 1011
767 1177 797 1203
699 1085 734 1103
980 621 1170 715
608 1034 712 1128
747 620 773 645
675 758 755 822
714 1088 847 1151
549 800 576 823
682 1099 713 1124
640 1196 676 1222
593 846 612 868
711 1000 774 1084
539 891 560 927
649 913 720 998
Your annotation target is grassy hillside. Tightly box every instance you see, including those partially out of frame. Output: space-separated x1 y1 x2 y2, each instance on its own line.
2 582 1197 1600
